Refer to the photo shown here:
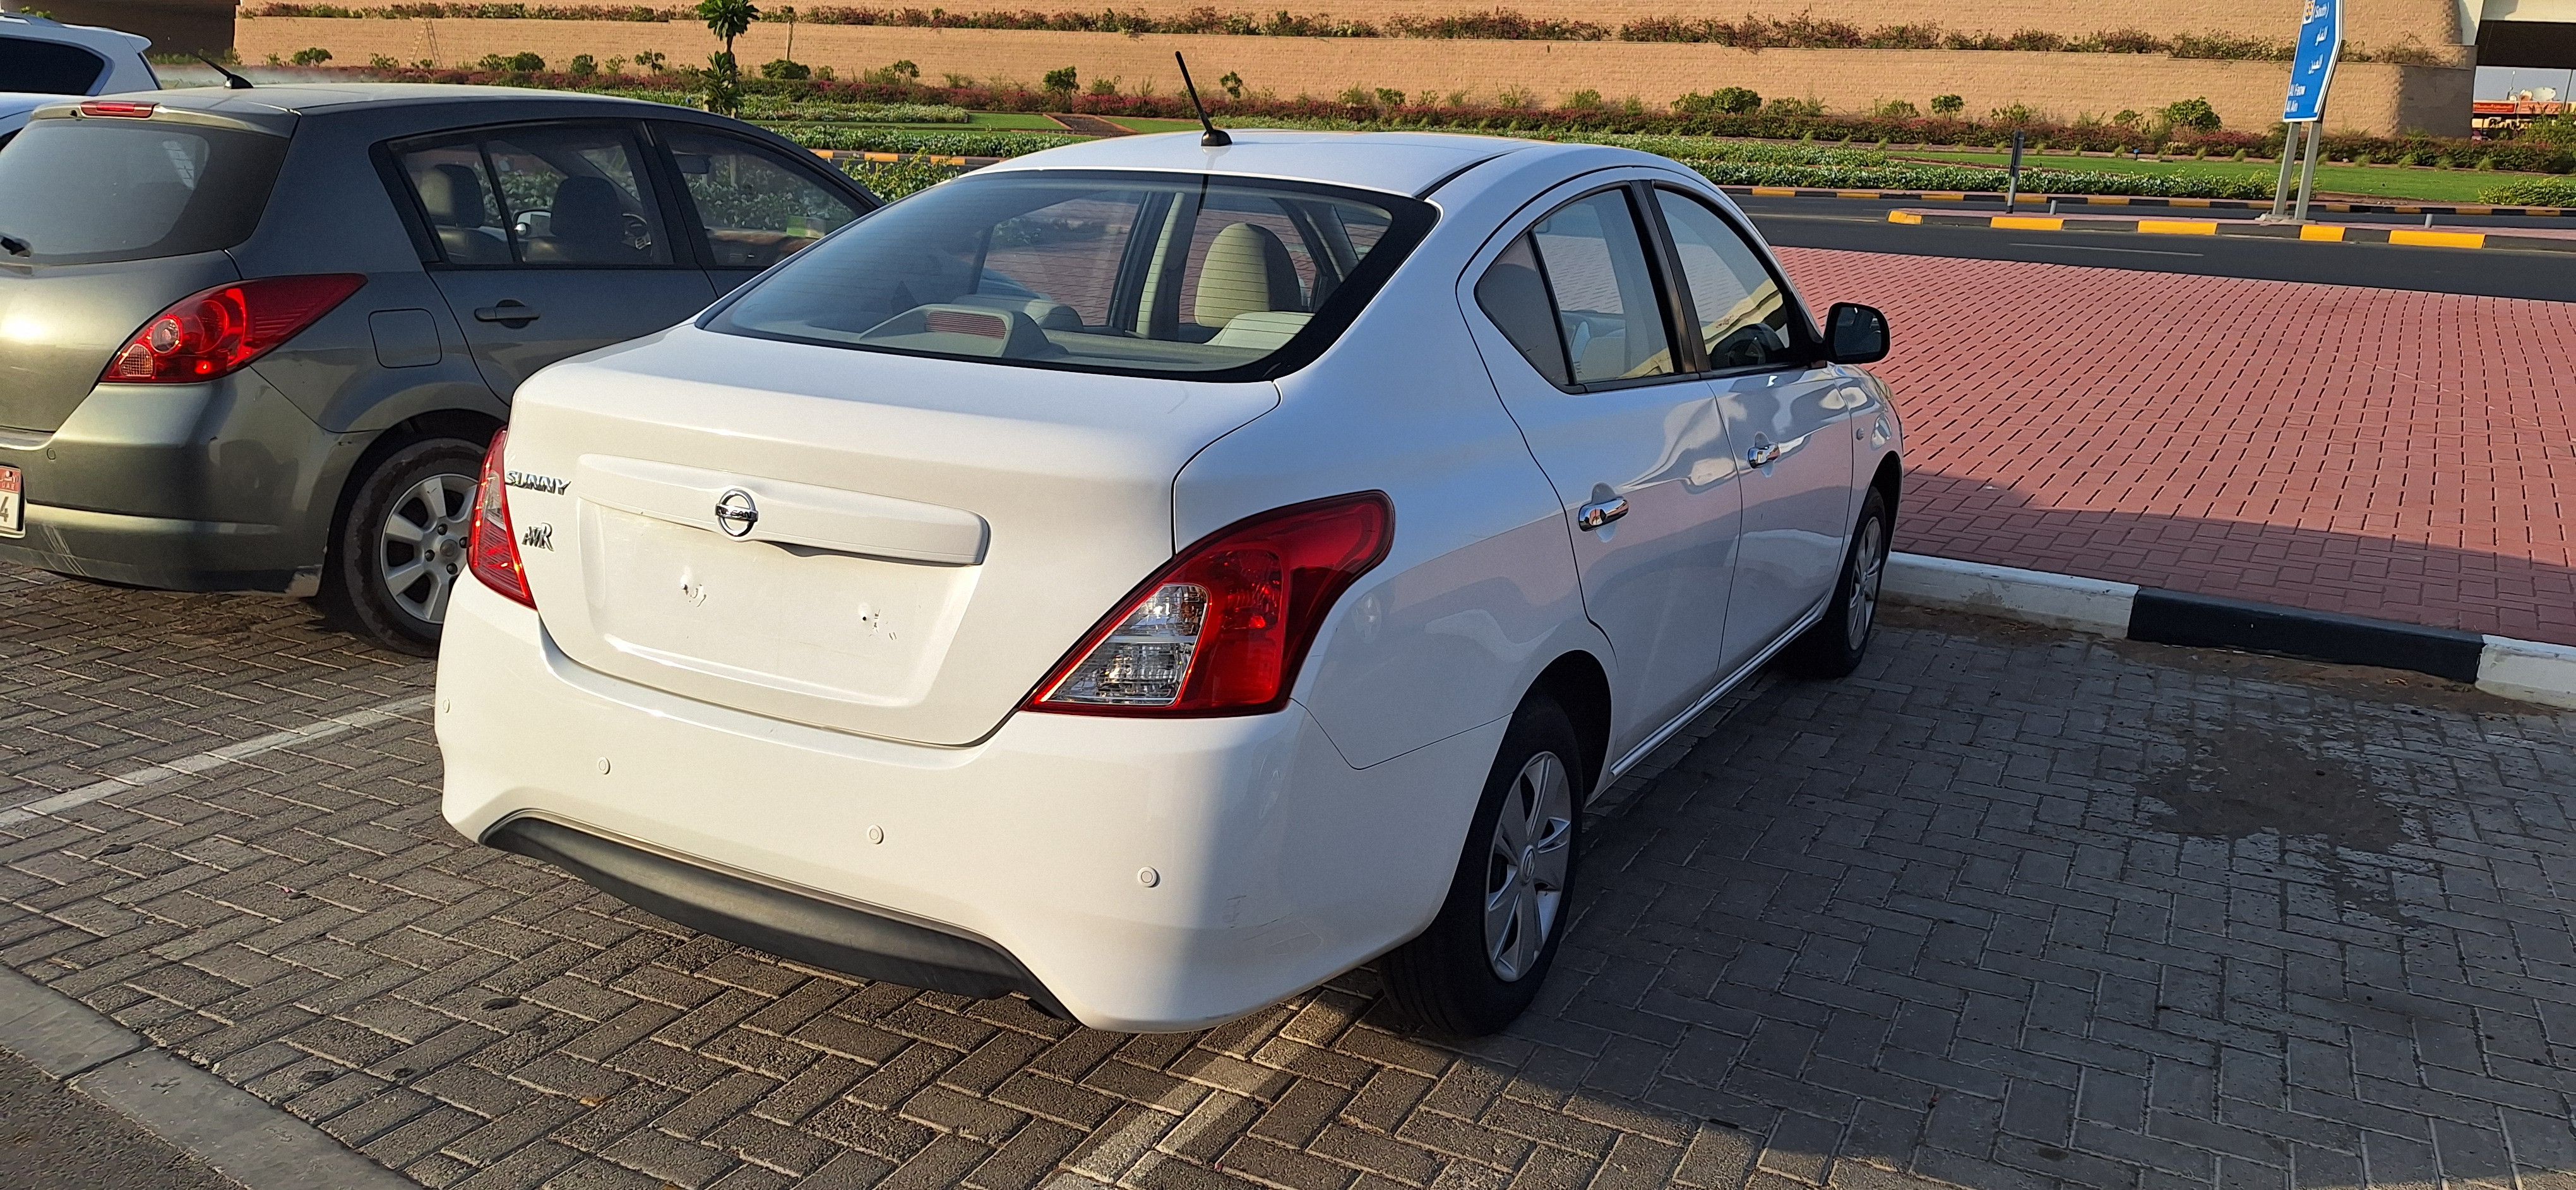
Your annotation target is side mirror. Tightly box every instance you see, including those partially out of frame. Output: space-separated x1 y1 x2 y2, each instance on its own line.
1824 302 1889 365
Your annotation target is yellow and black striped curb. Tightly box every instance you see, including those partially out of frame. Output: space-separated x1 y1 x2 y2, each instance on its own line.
1719 184 2569 218
1886 208 2576 253
810 148 1005 167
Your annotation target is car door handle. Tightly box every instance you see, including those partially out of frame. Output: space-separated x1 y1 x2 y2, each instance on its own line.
1576 496 1628 531
1746 442 1782 467
474 301 540 326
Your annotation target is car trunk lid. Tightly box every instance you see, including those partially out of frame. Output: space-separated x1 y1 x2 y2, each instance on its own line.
0 252 243 431
503 326 1279 746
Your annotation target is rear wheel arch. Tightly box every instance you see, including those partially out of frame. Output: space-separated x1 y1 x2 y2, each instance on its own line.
1527 651 1611 802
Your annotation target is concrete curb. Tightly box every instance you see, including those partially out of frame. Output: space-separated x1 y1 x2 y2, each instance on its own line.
1884 553 2576 711
1885 208 2576 253
1722 185 2570 218
0 963 414 1190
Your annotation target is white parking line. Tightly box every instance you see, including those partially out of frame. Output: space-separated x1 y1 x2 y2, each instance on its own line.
0 695 432 829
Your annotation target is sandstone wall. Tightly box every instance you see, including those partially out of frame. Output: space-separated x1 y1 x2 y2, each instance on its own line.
394 0 2471 56
234 16 2478 136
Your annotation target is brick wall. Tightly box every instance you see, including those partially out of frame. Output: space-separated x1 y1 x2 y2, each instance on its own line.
234 16 2476 136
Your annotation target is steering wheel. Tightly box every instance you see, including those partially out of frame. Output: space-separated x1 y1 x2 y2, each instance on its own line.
621 211 653 247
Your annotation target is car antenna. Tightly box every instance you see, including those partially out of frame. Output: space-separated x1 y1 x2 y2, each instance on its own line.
1173 52 1230 147
196 52 255 89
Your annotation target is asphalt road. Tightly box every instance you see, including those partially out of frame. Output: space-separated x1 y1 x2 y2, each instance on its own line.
0 1049 242 1190
1738 195 2576 301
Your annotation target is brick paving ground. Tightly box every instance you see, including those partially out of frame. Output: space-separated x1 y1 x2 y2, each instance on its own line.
7 567 2576 1188
1781 248 2576 646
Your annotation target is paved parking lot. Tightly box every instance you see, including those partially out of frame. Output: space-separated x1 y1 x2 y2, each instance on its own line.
1781 247 2576 647
4 563 2576 1189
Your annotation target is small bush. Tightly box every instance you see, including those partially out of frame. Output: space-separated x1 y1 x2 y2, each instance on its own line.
1930 93 1964 116
568 53 598 76
1674 86 1762 116
1766 96 1825 117
1873 99 1919 119
760 58 809 80
633 50 667 71
290 46 333 66
2478 177 2576 205
1089 76 1120 95
1564 88 1605 110
369 54 397 69
1042 66 1078 93
2159 96 2221 131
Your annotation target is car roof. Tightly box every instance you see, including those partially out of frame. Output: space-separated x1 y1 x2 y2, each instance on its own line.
979 129 1556 198
107 82 664 117
0 13 150 56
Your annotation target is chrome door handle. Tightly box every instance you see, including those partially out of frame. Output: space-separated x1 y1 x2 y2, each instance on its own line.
1746 442 1781 467
474 301 540 325
1576 496 1628 531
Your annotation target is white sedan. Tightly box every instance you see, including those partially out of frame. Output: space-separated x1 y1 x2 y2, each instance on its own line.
435 129 1904 1035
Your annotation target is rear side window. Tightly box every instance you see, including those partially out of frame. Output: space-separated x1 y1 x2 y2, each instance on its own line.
705 169 1433 380
395 124 675 267
0 119 288 265
0 38 105 94
1474 189 1676 389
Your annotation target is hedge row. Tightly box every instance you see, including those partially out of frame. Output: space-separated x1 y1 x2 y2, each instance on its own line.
244 4 2445 60
2479 178 2576 205
330 67 2576 174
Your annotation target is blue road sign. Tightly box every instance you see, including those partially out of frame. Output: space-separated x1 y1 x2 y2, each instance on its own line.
2283 0 2342 122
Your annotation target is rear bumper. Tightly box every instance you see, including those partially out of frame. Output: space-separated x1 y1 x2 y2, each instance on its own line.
0 375 349 593
434 579 1506 1032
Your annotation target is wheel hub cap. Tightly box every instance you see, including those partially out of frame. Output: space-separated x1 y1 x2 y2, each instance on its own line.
379 472 479 625
1483 750 1573 983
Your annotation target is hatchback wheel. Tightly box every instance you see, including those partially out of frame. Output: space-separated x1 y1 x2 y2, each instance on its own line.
1381 696 1582 1037
1785 487 1891 678
323 435 489 655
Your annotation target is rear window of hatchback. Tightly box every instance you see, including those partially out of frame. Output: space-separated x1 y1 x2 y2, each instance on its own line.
702 169 1438 381
0 116 289 266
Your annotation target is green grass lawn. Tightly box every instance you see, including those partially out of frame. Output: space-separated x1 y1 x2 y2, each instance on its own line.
967 111 1078 130
1103 116 1208 133
1898 150 2552 203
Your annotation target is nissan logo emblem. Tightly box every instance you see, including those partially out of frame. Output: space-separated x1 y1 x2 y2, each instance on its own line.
714 489 759 538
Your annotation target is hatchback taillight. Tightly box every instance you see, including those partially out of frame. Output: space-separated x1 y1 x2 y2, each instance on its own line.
78 100 157 118
102 274 366 385
1028 493 1392 716
467 428 535 608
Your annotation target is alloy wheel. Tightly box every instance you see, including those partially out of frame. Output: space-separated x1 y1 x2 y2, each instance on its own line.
1482 750 1573 982
378 472 478 624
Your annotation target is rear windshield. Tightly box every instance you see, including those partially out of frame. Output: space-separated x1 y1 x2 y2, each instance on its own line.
0 118 289 265
703 169 1436 380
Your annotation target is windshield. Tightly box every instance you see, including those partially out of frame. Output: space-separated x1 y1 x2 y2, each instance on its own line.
703 169 1435 379
0 118 289 265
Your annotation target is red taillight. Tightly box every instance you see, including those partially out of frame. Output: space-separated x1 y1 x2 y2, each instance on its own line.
102 274 366 385
1029 493 1392 716
467 428 535 608
79 100 157 118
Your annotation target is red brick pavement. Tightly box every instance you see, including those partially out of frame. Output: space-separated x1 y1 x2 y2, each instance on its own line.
1779 247 2576 646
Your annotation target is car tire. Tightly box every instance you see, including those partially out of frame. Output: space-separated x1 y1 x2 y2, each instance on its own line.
1784 486 1892 679
1380 695 1583 1037
321 435 489 656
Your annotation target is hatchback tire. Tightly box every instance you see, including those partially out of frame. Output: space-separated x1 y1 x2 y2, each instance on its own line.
1784 486 1891 679
322 435 489 656
1381 696 1582 1037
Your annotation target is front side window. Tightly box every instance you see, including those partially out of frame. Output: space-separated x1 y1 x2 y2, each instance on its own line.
704 170 1430 379
661 126 866 269
1473 189 1676 389
0 119 287 265
397 125 674 267
1654 190 1799 371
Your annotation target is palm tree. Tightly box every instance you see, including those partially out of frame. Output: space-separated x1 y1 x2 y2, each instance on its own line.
697 0 759 75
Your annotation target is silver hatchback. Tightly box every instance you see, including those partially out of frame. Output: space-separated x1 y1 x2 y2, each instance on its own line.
0 84 878 651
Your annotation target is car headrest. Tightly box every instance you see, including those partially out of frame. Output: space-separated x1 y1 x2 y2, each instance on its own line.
550 175 624 244
419 164 487 229
1193 222 1301 328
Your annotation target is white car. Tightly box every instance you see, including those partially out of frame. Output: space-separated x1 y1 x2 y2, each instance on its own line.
436 130 1904 1035
1 12 160 147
